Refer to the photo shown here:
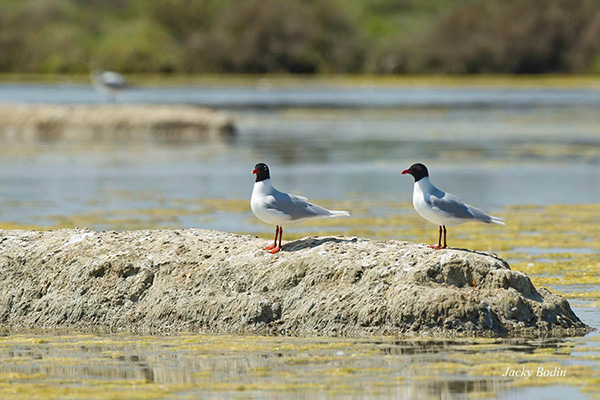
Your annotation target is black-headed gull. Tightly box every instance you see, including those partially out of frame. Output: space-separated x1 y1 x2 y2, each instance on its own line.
402 163 504 249
251 163 350 254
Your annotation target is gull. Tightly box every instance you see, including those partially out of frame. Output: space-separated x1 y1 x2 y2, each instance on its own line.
402 163 505 249
91 70 127 102
251 163 350 254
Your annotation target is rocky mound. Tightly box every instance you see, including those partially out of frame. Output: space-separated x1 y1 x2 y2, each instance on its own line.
0 104 235 143
0 229 590 337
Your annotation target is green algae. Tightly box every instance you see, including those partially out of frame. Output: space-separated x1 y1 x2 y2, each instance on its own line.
559 291 600 301
0 380 194 400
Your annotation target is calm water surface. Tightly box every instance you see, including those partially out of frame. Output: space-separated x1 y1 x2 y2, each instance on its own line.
0 83 599 399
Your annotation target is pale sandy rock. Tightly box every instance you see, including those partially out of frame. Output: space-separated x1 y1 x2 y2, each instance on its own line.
0 229 590 337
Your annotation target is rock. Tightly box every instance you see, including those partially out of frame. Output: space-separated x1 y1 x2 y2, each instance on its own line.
0 104 235 143
0 229 590 337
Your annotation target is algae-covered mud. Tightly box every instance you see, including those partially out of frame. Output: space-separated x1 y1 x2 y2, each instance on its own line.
0 333 599 399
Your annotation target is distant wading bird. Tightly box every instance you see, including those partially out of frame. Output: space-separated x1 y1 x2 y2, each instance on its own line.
251 163 350 254
402 163 505 249
91 70 127 102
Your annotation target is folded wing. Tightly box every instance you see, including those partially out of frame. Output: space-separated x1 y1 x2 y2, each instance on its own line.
265 190 338 221
429 192 495 223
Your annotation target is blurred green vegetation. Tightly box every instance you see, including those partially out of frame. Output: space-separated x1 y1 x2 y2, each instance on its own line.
2 0 600 74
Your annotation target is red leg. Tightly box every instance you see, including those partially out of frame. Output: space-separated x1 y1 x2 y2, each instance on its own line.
428 226 444 250
269 226 283 254
264 226 279 250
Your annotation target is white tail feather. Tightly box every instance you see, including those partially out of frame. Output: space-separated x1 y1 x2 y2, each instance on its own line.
491 216 505 225
329 210 350 217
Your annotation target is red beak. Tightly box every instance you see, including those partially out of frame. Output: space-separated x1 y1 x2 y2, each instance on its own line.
401 169 411 175
252 168 258 175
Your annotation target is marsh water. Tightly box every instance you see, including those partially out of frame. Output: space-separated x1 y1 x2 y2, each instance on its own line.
0 82 599 399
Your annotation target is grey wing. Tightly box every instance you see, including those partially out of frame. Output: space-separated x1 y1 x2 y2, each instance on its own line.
429 192 493 223
266 190 333 220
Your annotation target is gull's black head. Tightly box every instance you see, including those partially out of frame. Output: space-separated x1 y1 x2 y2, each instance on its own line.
401 163 429 182
252 163 270 182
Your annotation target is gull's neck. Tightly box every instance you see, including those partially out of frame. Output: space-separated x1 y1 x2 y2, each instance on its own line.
415 176 436 194
253 178 275 195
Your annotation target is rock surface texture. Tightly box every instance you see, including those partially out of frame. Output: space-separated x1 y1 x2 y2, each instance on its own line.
0 229 590 337
0 105 235 143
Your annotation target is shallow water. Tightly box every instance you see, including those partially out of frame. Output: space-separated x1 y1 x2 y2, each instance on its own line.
0 329 599 400
1 82 599 399
3 82 600 108
1 104 600 232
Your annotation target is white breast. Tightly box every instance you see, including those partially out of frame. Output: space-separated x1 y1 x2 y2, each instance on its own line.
251 180 292 226
412 179 463 227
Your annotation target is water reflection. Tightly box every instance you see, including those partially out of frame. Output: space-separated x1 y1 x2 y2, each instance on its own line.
0 333 597 399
